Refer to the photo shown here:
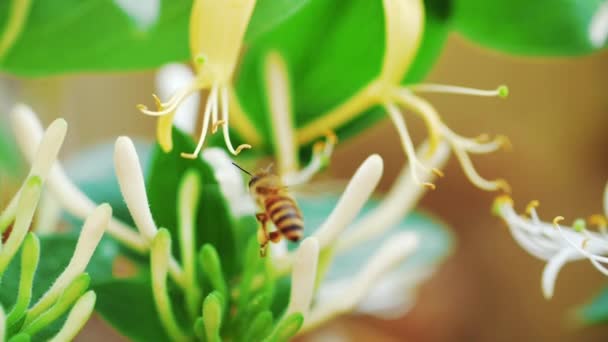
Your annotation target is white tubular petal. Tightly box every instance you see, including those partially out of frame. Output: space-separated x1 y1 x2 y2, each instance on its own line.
156 63 199 134
338 141 449 252
285 238 319 319
313 155 384 249
33 189 62 235
114 136 158 241
10 103 147 252
303 232 418 332
604 181 608 217
26 204 109 324
265 51 298 175
542 248 578 299
202 147 255 216
8 104 66 199
48 291 96 342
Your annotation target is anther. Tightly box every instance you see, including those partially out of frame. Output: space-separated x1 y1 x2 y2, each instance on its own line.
496 179 511 193
423 182 436 190
212 120 225 134
582 238 590 249
180 152 198 160
496 135 512 151
432 168 445 178
525 200 540 216
553 216 565 227
234 144 252 155
588 214 607 229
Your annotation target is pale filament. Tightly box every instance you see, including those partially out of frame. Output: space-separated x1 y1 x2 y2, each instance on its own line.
554 218 608 270
139 81 201 117
181 85 218 159
282 132 337 187
406 83 508 98
384 102 437 190
220 86 251 155
395 89 509 192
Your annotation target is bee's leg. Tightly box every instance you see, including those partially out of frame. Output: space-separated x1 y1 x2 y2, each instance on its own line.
256 213 270 257
269 230 283 243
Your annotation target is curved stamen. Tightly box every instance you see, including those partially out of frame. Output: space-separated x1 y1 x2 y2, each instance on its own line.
282 132 337 187
407 83 509 98
181 86 218 159
452 145 510 192
553 217 608 264
220 86 251 155
384 102 436 190
211 87 220 134
138 82 200 117
395 89 508 192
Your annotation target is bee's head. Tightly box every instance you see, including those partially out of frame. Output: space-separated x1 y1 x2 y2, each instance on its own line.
248 171 281 195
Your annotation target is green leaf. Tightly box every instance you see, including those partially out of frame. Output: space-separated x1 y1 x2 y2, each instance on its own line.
93 278 172 342
577 287 608 325
234 0 450 153
0 0 312 77
146 128 239 277
452 0 608 56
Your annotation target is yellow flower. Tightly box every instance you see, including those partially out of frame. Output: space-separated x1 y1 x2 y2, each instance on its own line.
296 0 510 191
138 0 256 157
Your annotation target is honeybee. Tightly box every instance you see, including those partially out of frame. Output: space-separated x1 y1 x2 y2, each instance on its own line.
233 163 303 257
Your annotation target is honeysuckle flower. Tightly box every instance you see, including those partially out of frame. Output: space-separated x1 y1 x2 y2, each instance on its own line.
493 190 608 299
137 0 257 157
287 0 510 192
255 48 455 324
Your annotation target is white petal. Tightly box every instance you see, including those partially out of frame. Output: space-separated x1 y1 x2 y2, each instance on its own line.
286 237 319 319
114 136 158 241
314 154 383 248
542 248 578 299
589 1 608 48
113 0 160 31
156 63 199 134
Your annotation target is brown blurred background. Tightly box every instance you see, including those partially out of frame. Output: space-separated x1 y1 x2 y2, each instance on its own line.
2 32 608 341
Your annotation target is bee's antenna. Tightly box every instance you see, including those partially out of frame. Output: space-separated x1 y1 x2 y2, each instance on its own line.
232 162 252 176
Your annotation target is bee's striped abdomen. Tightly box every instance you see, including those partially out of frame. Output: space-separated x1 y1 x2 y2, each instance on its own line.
265 196 303 242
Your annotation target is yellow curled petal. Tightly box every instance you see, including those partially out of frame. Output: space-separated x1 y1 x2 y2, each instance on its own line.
189 0 256 82
379 0 424 84
157 112 176 153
